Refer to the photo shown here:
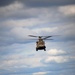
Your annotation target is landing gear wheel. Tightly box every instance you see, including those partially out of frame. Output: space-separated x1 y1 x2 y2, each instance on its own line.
36 48 38 51
44 48 46 51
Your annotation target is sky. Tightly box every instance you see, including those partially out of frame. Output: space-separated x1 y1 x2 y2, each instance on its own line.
0 0 75 75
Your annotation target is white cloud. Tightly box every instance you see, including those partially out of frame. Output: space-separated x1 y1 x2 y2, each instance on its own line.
1 19 35 27
47 49 66 55
57 24 75 41
58 5 75 16
45 56 69 63
0 18 58 43
45 49 68 63
32 27 58 34
10 27 34 40
0 53 45 69
1 18 48 29
0 1 24 17
33 72 47 75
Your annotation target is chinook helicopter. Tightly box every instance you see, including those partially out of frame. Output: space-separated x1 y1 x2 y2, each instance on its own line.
29 35 55 51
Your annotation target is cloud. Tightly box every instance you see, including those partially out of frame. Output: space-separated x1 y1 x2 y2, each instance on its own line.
10 27 34 39
0 46 75 75
44 49 69 63
1 18 47 28
33 72 47 75
58 24 75 41
0 1 75 21
58 5 75 16
0 0 75 7
47 49 66 55
45 56 69 63
0 18 75 46
0 52 45 70
32 27 58 35
0 48 71 70
0 25 36 46
20 0 75 7
1 1 75 21
0 1 24 18
0 0 15 7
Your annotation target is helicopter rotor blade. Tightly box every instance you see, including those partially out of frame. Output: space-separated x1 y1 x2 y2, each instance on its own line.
43 35 60 40
44 39 53 40
27 37 53 40
29 35 38 37
28 35 46 37
29 35 60 38
43 36 52 40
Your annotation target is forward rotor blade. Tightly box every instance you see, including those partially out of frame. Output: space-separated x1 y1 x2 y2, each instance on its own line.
29 35 60 38
43 39 53 40
43 36 52 40
28 38 53 40
28 35 38 37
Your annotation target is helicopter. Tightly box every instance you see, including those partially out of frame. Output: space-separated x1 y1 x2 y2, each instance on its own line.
29 35 54 51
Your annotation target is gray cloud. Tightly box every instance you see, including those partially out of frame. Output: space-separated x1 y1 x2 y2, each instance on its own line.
20 0 75 7
0 0 75 7
0 0 15 7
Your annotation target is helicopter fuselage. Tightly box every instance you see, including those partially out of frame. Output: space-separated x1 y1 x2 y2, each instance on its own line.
36 38 46 51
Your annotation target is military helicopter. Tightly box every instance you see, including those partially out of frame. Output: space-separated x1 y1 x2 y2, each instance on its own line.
29 35 55 51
